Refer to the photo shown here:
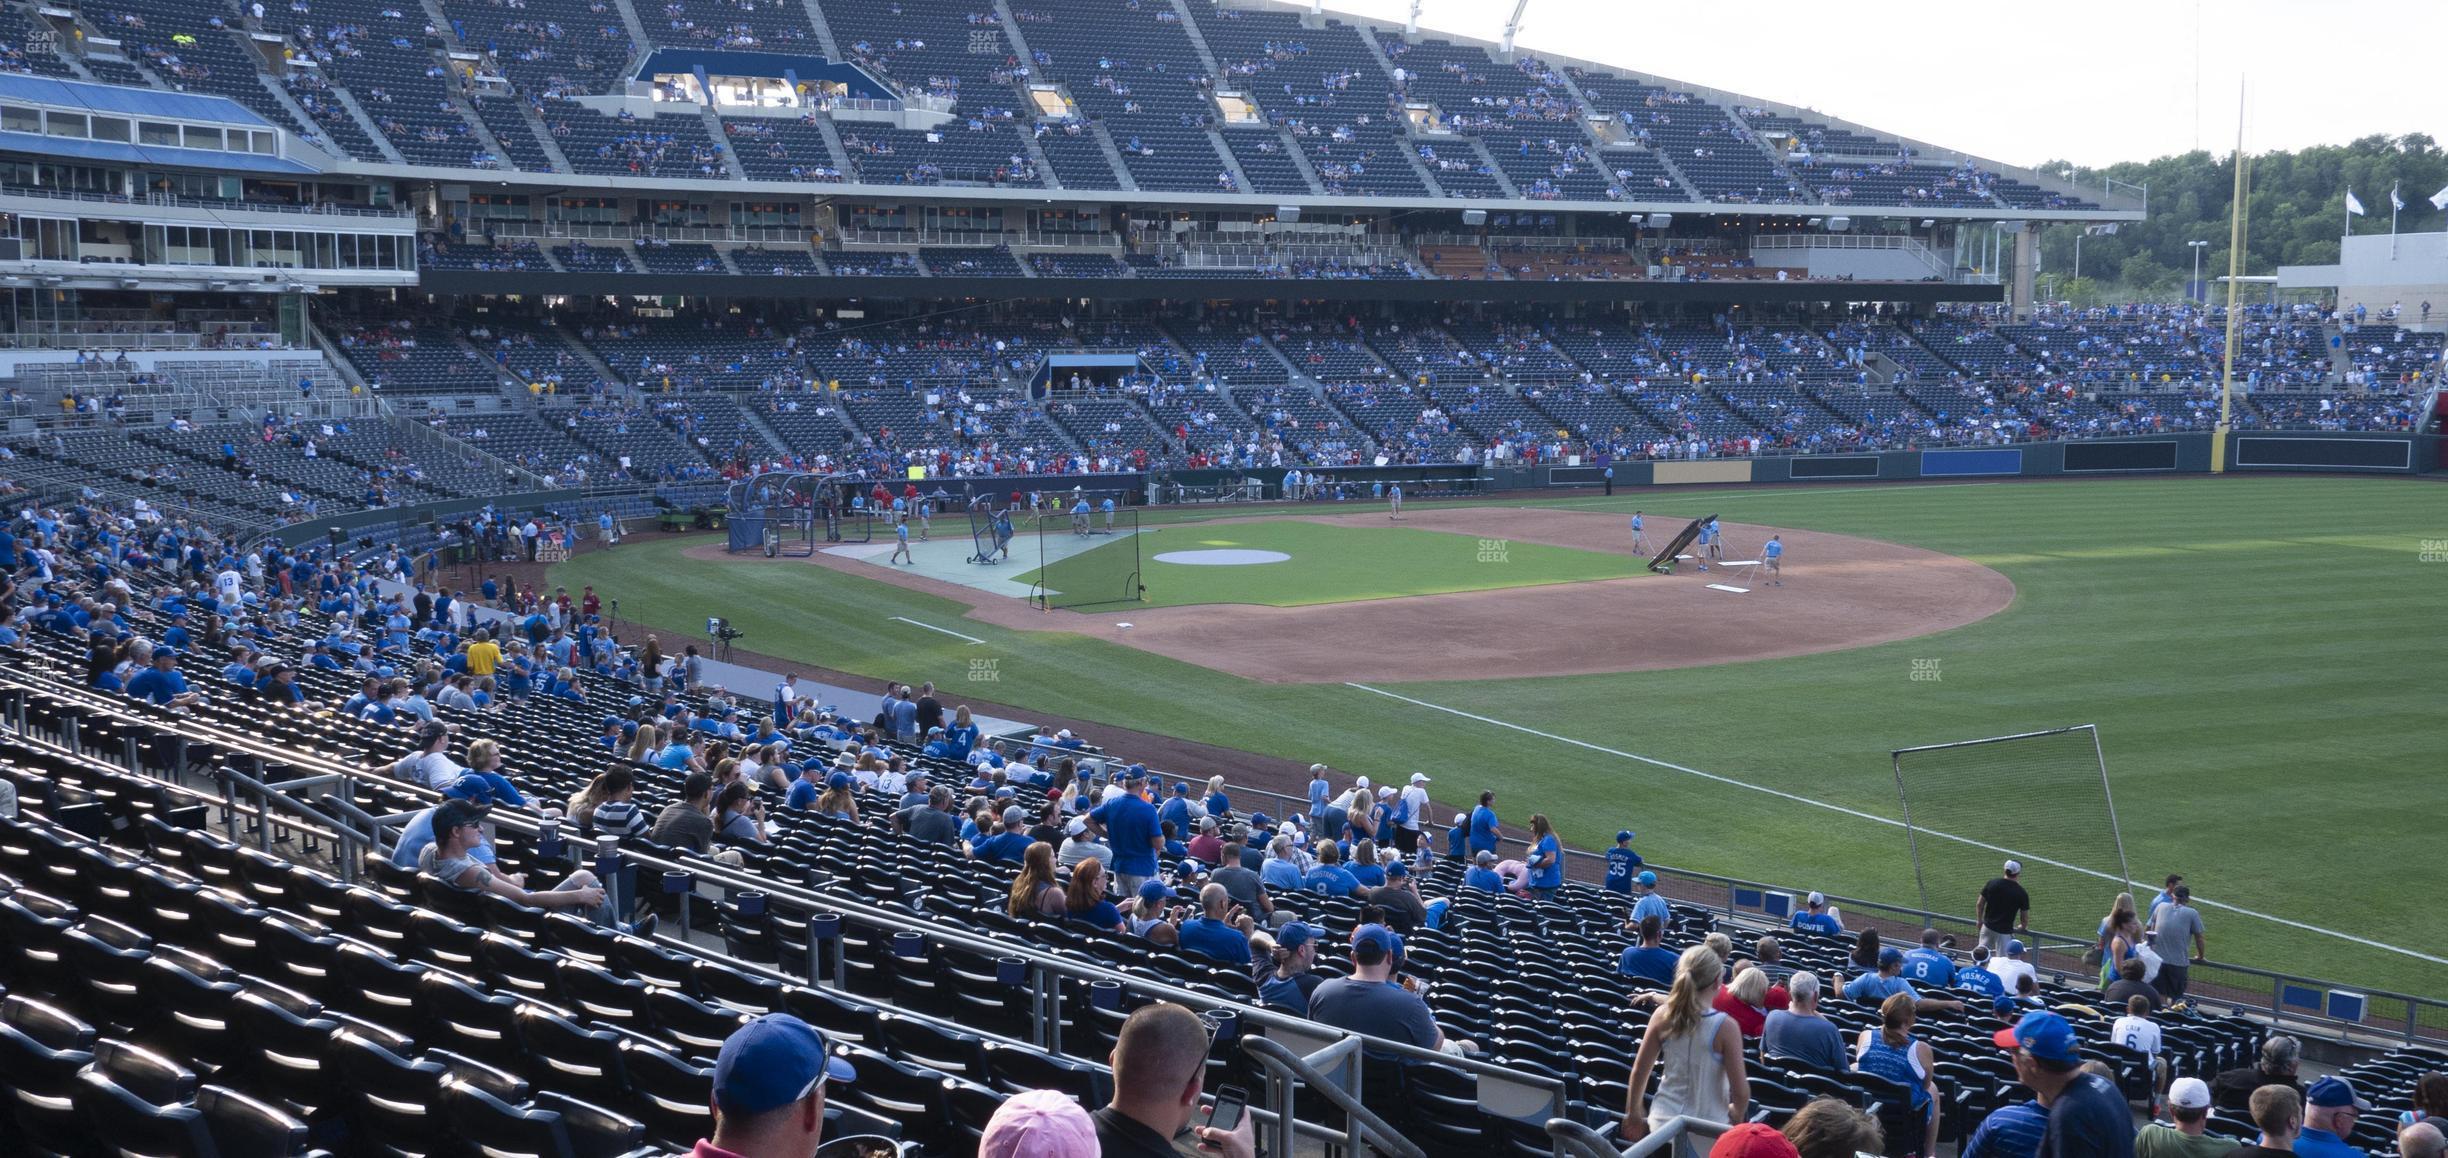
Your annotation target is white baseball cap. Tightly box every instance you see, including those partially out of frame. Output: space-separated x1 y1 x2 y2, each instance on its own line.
1410 773 1431 784
2168 1078 2212 1110
1806 891 1825 907
2003 859 2023 875
1354 776 1370 790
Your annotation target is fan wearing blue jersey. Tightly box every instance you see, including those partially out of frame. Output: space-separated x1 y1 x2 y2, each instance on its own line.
1791 891 1845 937
1602 830 1643 895
1900 928 1957 987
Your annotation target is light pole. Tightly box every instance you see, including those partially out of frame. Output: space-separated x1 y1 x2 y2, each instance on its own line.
2188 239 2210 304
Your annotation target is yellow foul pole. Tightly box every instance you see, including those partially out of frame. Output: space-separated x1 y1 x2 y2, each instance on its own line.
2212 81 2249 473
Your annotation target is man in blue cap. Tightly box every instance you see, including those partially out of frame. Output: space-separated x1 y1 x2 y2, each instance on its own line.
784 763 826 811
1158 781 1200 837
125 647 201 708
1602 830 1642 894
1845 946 1918 1005
1995 1010 2135 1158
2296 1077 2372 1158
1630 870 1671 928
694 1013 856 1158
1086 767 1162 896
1310 924 1474 1061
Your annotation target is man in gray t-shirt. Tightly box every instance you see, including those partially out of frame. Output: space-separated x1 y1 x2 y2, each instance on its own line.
2147 886 2206 1000
1209 842 1274 921
1761 971 1848 1074
895 786 961 845
1309 925 1472 1061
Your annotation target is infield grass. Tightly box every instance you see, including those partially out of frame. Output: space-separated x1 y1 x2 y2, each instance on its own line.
555 476 2448 1000
1017 518 1649 608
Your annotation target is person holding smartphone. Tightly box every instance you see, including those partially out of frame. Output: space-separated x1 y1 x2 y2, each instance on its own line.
1094 1003 1255 1158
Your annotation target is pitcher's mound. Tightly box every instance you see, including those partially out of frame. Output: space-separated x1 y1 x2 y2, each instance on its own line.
1152 549 1292 566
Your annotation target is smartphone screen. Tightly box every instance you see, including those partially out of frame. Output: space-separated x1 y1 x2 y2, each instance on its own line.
1204 1085 1247 1132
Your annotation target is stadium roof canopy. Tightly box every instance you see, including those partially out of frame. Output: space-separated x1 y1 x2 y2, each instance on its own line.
0 73 274 130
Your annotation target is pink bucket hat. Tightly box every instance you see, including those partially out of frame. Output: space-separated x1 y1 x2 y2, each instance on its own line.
978 1089 1098 1158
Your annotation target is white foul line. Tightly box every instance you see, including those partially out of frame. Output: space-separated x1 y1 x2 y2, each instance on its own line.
888 616 985 645
1344 682 2448 967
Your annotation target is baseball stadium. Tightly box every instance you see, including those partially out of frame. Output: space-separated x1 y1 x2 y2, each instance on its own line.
0 0 2441 1152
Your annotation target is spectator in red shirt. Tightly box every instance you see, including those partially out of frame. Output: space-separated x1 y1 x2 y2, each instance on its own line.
1713 965 1773 1038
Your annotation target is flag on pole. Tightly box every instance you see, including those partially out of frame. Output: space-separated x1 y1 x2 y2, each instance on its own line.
2390 183 2404 212
2430 182 2448 212
2344 189 2366 216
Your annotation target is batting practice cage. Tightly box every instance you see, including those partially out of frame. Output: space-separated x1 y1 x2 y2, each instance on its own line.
1031 507 1142 610
1891 725 2131 941
725 471 872 554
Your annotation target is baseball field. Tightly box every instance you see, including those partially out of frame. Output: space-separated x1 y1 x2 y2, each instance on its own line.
553 475 2447 1002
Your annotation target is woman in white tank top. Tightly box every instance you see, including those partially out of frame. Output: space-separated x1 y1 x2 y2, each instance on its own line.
1620 944 1750 1144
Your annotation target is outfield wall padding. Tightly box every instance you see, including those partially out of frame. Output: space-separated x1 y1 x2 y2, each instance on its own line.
1919 448 2025 477
1534 431 2437 489
1651 460 1755 485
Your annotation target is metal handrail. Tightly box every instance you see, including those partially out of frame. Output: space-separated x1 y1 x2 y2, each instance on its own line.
1546 1115 1733 1158
1241 1034 1427 1158
1547 1119 1632 1158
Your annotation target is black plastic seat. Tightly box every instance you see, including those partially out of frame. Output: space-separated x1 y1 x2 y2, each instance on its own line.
646 987 749 1058
556 959 654 1034
224 986 347 1119
330 1027 456 1157
875 1012 988 1079
831 1045 956 1153
480 934 566 1005
533 1090 650 1158
245 916 343 998
692 959 786 1015
617 1038 712 1149
514 1005 629 1108
0 895 76 993
408 909 488 973
0 1019 94 1156
418 966 530 1071
328 939 429 1033
59 923 155 1025
134 954 246 1070
93 1036 201 1106
76 1069 219 1157
196 1084 313 1156
981 1039 1108 1104
438 1075 576 1158
782 986 882 1047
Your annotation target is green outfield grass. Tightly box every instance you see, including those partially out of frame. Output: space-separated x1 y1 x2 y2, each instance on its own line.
555 476 2448 999
1018 518 1649 608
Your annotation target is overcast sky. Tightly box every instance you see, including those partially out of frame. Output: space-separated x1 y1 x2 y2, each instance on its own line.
1310 0 2440 169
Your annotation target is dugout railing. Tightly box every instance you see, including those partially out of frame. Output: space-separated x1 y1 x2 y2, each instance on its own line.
0 671 1574 1158
1177 775 2448 1047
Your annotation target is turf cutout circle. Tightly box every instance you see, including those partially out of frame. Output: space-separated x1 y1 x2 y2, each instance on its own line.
1151 549 1292 566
